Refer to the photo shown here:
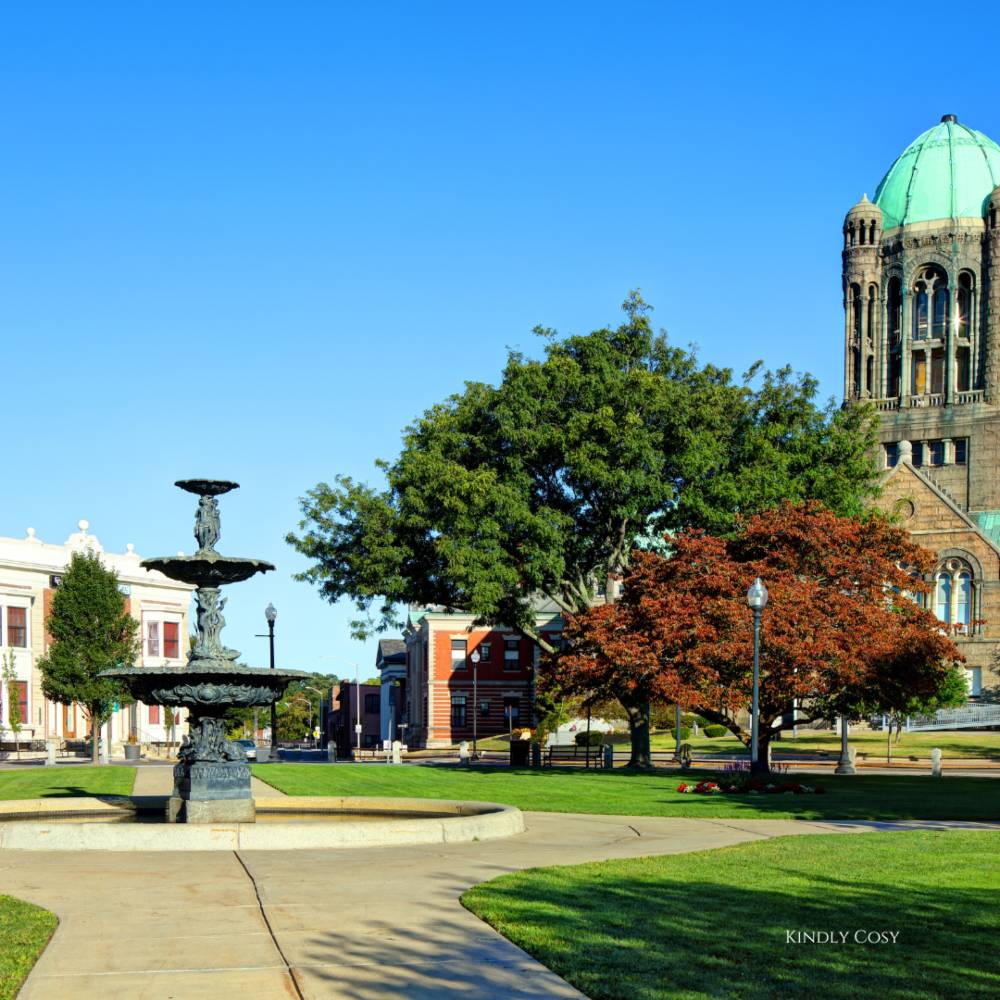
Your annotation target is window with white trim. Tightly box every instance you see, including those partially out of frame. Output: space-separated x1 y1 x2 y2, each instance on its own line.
146 621 160 658
4 606 28 648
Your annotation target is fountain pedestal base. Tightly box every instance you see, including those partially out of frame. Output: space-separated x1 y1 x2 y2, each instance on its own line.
168 760 254 824
167 796 255 823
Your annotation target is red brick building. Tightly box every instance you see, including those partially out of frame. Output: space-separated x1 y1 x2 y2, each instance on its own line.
402 605 561 748
328 681 398 756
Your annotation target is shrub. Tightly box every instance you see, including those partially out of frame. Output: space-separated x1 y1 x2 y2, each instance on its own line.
574 730 604 747
681 714 710 729
676 726 691 741
703 724 728 738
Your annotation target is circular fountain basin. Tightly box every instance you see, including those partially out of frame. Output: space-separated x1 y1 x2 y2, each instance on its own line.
0 796 525 851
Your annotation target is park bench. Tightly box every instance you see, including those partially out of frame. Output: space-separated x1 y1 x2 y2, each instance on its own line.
545 744 605 767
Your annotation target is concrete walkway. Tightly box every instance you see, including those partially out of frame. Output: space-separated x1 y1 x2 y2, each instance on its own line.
2 804 996 999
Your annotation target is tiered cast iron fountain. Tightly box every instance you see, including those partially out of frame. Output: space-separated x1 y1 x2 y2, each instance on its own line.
105 480 307 823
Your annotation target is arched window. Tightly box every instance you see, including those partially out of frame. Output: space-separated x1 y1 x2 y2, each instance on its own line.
869 220 876 244
914 281 929 339
851 284 862 342
865 355 873 395
932 286 949 337
867 286 877 344
956 573 971 628
888 276 902 348
933 558 975 632
957 346 971 392
957 272 973 339
850 224 856 246
934 573 952 623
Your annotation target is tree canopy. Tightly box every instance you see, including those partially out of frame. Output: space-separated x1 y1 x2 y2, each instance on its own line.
553 502 964 768
288 294 881 764
37 550 140 765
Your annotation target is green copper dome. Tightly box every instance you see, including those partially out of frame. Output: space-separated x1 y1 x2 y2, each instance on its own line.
874 116 1000 229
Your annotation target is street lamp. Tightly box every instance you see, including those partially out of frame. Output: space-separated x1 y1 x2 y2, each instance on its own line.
835 714 856 775
265 603 277 752
470 648 481 760
302 685 325 747
746 577 768 775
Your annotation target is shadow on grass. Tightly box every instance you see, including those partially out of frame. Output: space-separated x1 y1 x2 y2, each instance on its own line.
460 831 1000 1000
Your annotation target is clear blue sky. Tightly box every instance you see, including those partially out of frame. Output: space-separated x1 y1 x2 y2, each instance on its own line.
1 1 991 675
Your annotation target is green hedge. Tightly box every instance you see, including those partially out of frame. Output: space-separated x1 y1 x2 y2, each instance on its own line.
681 714 710 728
703 724 728 738
574 730 605 746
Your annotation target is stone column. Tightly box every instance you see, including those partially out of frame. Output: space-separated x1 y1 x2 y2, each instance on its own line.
900 287 911 406
945 278 955 404
843 283 854 401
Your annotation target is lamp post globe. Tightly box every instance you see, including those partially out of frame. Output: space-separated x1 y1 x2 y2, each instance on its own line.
746 578 768 774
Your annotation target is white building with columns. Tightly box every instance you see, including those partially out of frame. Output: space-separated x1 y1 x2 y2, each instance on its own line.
0 520 194 751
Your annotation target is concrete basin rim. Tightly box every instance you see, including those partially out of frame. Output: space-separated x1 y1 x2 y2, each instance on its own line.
0 795 525 850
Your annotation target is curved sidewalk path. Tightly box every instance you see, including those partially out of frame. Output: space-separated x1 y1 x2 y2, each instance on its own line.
2 773 996 999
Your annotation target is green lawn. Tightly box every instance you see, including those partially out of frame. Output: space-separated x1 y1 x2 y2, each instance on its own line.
462 830 1000 1000
478 728 1000 759
0 766 135 801
0 896 57 1000
251 763 1000 820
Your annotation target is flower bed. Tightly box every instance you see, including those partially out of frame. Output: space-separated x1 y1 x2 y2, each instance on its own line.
677 779 825 795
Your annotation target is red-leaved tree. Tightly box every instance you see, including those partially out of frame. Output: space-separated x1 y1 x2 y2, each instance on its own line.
551 502 963 769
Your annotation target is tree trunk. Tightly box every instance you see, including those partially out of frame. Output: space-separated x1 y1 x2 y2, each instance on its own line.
624 701 652 768
90 706 100 766
752 729 773 775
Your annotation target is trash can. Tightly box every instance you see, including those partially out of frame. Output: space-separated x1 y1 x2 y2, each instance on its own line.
509 740 530 767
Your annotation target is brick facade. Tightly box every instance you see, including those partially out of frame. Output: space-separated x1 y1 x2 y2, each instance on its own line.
402 608 560 749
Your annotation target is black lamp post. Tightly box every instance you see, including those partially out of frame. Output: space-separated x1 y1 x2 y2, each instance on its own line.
265 603 277 752
470 647 480 760
746 577 769 774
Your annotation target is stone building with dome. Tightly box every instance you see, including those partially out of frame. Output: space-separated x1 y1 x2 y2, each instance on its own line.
844 113 1000 700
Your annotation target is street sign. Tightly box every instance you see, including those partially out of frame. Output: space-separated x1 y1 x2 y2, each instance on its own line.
354 723 362 733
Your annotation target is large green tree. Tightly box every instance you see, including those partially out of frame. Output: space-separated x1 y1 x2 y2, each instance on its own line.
288 294 880 765
37 550 140 765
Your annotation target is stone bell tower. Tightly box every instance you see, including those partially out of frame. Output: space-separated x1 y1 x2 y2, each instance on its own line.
842 114 1000 513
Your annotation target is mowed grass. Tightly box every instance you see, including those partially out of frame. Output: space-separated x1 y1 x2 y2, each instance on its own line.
0 896 57 1000
0 766 135 801
251 763 1000 820
462 830 1000 1000
480 728 1000 759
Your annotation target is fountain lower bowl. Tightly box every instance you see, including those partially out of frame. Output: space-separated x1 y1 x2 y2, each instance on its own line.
101 665 312 709
0 796 525 850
